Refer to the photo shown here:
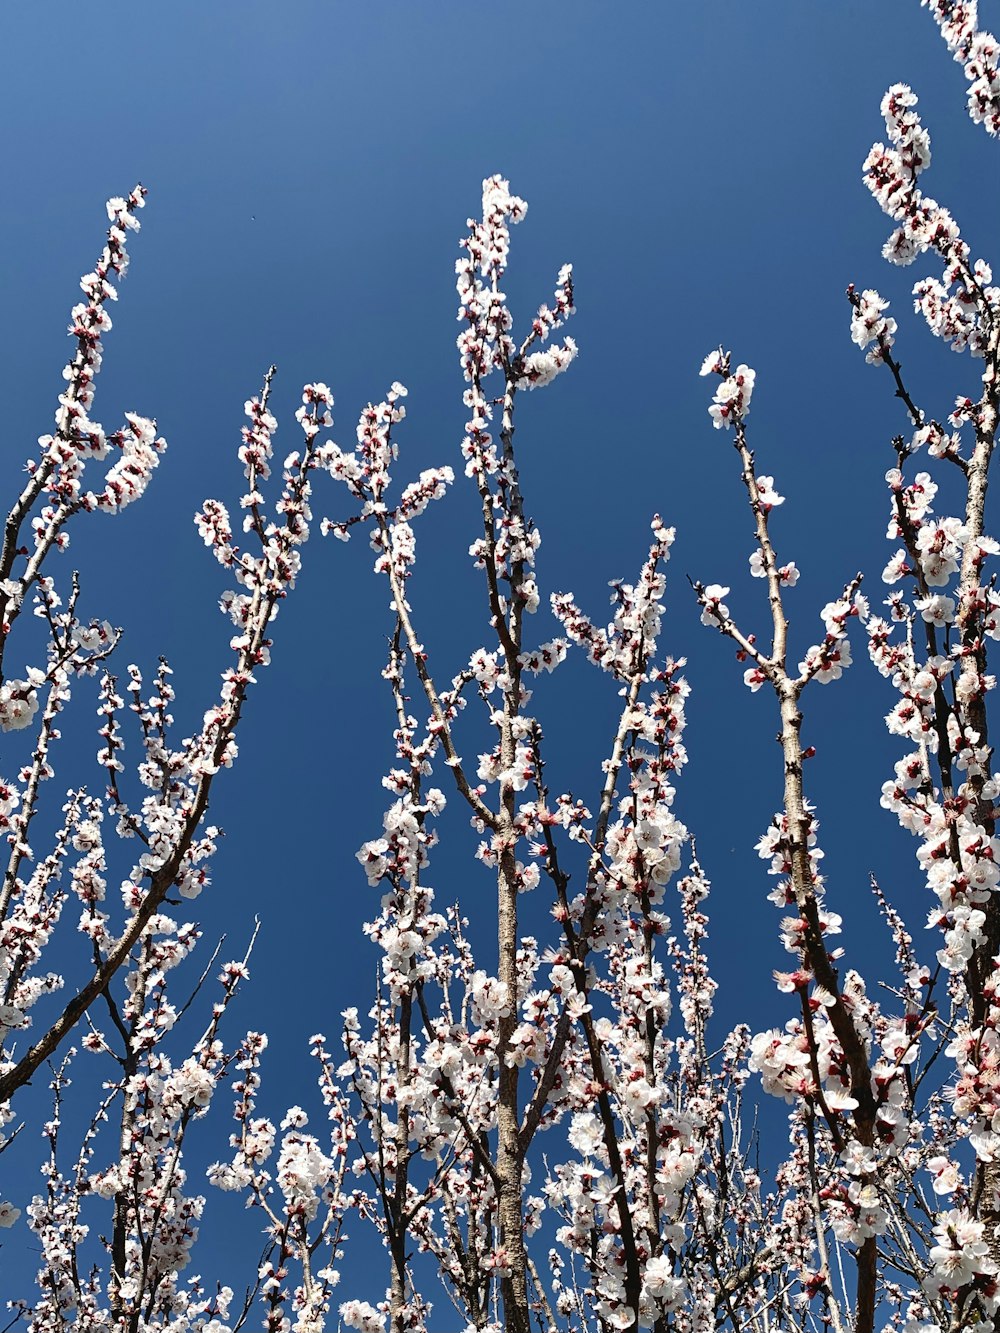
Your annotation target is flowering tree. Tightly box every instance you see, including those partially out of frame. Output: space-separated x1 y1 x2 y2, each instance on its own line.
6 2 1000 1332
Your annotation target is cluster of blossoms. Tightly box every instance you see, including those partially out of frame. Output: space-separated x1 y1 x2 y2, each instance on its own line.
861 82 999 356
552 518 675 677
195 371 323 706
850 288 899 364
699 349 756 429
317 380 455 610
455 176 575 480
798 594 863 686
0 669 41 731
0 189 156 691
922 0 1000 135
927 1208 997 1300
340 1301 388 1333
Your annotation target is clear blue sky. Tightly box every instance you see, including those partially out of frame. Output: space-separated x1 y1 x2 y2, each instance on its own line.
2 0 996 1303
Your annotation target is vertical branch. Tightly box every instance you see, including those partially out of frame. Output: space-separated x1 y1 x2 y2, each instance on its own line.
698 356 878 1333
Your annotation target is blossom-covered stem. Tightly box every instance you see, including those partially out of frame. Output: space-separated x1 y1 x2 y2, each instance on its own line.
0 188 148 677
952 328 1000 1284
733 417 789 673
108 941 150 1323
39 1057 83 1313
0 436 314 1106
413 984 502 1188
470 415 518 664
447 176 577 1325
563 569 665 962
887 447 964 822
534 663 654 1321
847 286 931 437
778 671 879 1333
578 1001 644 1324
862 109 1000 1269
688 574 769 670
956 355 1000 867
921 0 1000 135
798 988 847 1153
529 558 669 1326
375 509 495 829
388 987 413 1333
263 1220 295 1333
387 630 418 1333
806 1109 848 1333
0 675 66 924
525 1253 558 1333
134 935 257 1321
0 700 228 1102
689 1181 755 1333
3 804 81 1042
790 687 883 1331
727 406 877 1132
495 720 531 1329
517 806 573 1146
19 499 80 606
639 911 662 1241
493 382 532 1333
0 468 53 658
589 661 649 870
499 379 527 664
244 364 277 545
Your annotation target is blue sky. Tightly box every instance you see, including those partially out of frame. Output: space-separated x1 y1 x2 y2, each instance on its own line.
2 0 998 1304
